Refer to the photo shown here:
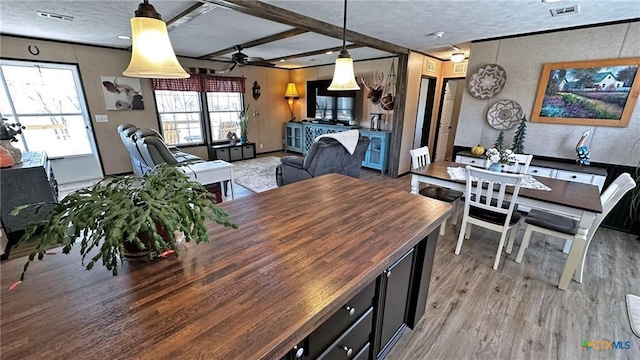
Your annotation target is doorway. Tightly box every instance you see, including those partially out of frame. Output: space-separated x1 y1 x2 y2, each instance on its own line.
0 60 103 184
433 78 465 161
413 76 437 150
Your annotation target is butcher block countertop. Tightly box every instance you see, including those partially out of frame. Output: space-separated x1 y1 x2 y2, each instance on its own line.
0 174 451 360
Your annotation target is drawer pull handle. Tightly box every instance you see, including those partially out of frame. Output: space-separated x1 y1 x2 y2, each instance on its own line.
533 170 538 173
572 175 577 179
344 306 356 316
471 160 476 163
386 270 392 278
342 346 353 357
293 345 304 358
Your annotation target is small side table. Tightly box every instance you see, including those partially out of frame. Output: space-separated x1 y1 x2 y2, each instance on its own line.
179 160 235 200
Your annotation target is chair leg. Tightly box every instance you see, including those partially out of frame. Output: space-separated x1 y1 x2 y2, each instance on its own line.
562 238 572 254
493 230 509 270
455 219 467 255
451 200 459 226
464 223 472 240
506 225 518 255
516 226 534 263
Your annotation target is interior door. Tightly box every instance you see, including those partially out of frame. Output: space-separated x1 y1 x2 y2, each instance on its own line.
0 60 103 184
434 81 456 161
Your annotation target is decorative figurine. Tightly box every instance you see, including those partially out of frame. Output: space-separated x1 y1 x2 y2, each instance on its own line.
575 130 591 166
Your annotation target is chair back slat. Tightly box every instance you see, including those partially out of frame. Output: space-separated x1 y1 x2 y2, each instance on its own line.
503 154 533 174
465 166 524 225
588 173 636 239
410 146 431 169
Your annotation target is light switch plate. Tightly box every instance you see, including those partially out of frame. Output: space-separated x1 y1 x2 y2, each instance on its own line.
95 114 109 123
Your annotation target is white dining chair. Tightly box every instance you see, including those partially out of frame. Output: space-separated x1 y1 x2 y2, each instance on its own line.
410 146 463 236
514 173 636 282
503 154 533 174
455 166 524 270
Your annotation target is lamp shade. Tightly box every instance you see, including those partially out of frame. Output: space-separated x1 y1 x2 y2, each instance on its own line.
450 53 466 63
123 17 189 78
328 56 360 91
284 82 299 99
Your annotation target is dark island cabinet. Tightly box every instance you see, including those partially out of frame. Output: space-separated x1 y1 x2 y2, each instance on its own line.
301 230 438 360
375 249 415 358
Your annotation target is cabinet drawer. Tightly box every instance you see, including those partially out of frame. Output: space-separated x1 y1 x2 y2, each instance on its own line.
352 342 370 360
229 147 243 161
527 166 555 178
455 155 485 167
242 144 255 159
317 307 373 360
555 170 594 185
215 148 230 162
307 281 375 359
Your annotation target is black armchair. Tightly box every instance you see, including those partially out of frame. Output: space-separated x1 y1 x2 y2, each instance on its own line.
275 136 370 186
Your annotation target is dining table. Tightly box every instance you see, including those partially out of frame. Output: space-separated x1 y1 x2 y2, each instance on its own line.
410 160 603 291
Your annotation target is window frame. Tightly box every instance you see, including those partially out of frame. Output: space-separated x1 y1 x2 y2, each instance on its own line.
153 90 206 147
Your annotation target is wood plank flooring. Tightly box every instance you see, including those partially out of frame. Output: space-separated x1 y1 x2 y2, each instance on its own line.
6 152 640 359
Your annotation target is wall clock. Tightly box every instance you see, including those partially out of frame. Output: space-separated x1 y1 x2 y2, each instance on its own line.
486 99 522 129
468 64 507 99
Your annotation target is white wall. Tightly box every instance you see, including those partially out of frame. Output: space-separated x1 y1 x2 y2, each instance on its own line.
455 22 640 167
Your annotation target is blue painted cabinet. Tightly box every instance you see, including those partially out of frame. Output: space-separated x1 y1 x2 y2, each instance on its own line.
360 130 390 174
285 123 390 174
284 122 303 153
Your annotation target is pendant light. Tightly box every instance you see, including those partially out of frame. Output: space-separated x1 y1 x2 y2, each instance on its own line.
327 0 360 91
123 0 189 78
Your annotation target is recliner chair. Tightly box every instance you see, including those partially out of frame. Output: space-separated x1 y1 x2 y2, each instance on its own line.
275 136 370 186
135 128 203 174
117 123 146 176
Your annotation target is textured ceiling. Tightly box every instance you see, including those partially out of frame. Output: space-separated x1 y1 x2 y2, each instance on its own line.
0 0 638 68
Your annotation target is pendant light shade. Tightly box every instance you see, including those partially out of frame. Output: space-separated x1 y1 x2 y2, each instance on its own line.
328 0 360 91
123 1 189 79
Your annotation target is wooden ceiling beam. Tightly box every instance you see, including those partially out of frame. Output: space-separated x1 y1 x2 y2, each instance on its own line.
265 44 362 62
166 2 220 31
198 28 309 59
201 0 409 55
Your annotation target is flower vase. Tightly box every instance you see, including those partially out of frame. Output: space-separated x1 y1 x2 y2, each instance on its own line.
489 163 503 172
0 140 21 163
240 135 247 143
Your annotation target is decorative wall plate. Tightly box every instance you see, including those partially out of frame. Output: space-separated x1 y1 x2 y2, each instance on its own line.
486 99 522 129
468 64 507 99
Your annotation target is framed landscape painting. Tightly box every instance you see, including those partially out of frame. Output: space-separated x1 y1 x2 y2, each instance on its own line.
531 58 640 127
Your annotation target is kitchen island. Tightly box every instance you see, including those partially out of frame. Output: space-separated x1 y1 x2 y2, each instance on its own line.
0 174 450 360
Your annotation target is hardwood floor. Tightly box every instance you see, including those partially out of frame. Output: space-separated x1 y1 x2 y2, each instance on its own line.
7 152 640 359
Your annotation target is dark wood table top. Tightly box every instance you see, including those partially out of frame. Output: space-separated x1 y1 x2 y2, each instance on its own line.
0 173 451 360
411 161 603 213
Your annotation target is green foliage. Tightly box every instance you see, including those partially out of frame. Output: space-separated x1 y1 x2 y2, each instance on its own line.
493 130 505 150
14 164 237 282
511 116 527 154
238 103 252 138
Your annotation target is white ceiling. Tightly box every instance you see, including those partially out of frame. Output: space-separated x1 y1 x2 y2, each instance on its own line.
0 0 638 68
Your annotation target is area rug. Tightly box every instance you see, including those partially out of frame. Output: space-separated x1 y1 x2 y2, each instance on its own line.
627 294 640 337
233 156 281 193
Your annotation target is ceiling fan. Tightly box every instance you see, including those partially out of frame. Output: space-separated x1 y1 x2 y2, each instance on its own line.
230 45 275 67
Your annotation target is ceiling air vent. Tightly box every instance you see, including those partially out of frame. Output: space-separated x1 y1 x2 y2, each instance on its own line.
550 5 580 17
37 11 74 22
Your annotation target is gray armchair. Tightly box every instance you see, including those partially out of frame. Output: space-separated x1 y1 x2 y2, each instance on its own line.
276 136 370 186
117 123 146 176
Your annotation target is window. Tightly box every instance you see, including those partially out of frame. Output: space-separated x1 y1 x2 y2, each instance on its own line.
207 92 242 142
152 74 245 145
306 79 356 122
155 90 203 145
0 61 94 158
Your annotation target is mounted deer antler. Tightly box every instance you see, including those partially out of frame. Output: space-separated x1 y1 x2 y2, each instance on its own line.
360 71 385 105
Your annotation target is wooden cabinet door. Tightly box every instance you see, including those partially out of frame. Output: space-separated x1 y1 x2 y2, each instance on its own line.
378 248 414 356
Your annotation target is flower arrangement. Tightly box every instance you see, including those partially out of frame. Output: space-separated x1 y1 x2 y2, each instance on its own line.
0 118 25 142
485 147 516 165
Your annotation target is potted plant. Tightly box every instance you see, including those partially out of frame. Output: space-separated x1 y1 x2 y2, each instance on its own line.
485 147 516 172
0 117 25 163
11 164 237 283
238 103 253 143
